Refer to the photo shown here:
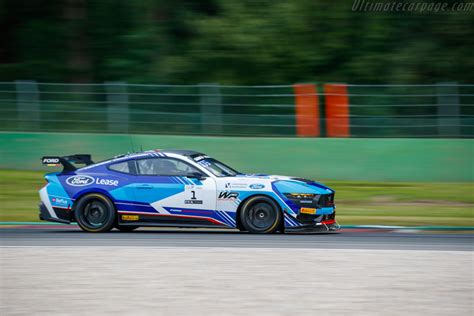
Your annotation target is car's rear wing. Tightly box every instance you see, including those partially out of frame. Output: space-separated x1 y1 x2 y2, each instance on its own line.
41 154 94 172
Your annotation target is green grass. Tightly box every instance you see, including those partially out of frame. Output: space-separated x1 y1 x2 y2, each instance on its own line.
0 169 473 226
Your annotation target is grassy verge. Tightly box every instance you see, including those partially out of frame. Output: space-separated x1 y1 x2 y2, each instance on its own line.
0 169 472 226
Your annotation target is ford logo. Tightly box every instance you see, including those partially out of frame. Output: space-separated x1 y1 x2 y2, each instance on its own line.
249 183 265 189
66 175 94 187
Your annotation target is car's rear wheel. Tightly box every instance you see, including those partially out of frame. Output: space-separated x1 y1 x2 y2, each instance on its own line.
240 196 282 234
74 193 116 233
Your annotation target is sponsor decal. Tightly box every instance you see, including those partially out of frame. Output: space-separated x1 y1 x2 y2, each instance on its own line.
198 160 212 168
95 178 119 186
42 157 60 164
122 215 139 221
66 175 94 187
249 183 265 189
51 197 68 206
193 155 209 162
300 207 317 215
185 200 203 204
66 175 119 187
225 183 248 189
218 191 239 199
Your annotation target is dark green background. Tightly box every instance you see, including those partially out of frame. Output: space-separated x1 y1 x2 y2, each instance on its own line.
1 0 473 84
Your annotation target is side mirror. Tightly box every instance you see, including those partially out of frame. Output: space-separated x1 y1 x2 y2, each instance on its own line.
186 172 207 180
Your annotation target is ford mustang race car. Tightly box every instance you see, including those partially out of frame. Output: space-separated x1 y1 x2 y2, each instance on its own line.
39 150 338 233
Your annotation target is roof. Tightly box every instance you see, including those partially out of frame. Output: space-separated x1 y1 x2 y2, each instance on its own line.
160 149 205 157
113 149 205 160
80 149 207 171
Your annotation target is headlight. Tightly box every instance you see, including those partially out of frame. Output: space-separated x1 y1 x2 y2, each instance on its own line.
283 193 316 199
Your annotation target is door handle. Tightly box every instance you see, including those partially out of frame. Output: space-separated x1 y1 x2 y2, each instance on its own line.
137 184 153 189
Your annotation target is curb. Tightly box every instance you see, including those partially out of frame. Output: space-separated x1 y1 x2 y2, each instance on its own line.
1 222 473 231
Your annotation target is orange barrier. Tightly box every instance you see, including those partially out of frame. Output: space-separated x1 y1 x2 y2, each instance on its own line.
293 84 320 137
324 84 350 137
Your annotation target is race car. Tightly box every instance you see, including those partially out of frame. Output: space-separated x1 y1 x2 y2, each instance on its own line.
39 150 339 233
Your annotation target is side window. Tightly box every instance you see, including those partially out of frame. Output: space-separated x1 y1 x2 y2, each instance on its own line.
136 158 201 176
109 161 130 173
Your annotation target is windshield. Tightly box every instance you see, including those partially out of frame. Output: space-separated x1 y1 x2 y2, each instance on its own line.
193 156 240 177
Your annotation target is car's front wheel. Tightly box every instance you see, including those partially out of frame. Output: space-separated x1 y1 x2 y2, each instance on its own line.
240 196 282 234
74 193 116 233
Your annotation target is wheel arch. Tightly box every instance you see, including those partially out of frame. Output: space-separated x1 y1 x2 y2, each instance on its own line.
235 193 283 231
71 189 116 217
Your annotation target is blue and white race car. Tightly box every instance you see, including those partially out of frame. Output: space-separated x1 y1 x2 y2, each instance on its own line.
39 150 338 233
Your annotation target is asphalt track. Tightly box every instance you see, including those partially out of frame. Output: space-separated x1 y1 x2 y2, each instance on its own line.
2 226 473 315
1 226 472 250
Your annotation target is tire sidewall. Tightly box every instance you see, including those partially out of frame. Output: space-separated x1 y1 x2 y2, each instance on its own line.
240 196 281 233
74 193 116 232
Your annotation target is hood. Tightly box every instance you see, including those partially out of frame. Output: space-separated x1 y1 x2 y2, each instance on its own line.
235 174 293 181
236 174 334 194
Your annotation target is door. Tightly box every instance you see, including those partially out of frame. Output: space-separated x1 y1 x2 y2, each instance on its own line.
130 157 219 226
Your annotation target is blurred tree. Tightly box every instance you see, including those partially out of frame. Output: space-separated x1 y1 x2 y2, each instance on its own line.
64 0 90 83
0 0 472 83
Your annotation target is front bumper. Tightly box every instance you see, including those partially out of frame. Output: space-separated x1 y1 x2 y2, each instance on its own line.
285 220 340 233
285 207 340 232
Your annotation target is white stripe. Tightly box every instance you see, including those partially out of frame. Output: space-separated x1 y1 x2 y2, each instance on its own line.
216 211 231 226
222 211 236 224
285 215 298 227
173 177 182 184
181 177 191 185
273 194 297 216
221 211 236 226
285 214 299 226
291 218 300 227
39 187 58 219
219 211 236 225
288 216 299 226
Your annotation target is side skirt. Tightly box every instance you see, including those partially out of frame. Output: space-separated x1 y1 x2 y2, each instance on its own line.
117 212 231 228
119 222 235 229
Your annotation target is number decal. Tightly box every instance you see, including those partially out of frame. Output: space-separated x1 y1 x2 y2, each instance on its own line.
185 190 202 205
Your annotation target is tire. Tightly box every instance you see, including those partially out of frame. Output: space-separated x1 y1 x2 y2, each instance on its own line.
240 196 282 234
116 225 139 232
74 193 116 233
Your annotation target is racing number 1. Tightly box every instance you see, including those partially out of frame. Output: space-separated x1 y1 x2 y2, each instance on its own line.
191 190 196 200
